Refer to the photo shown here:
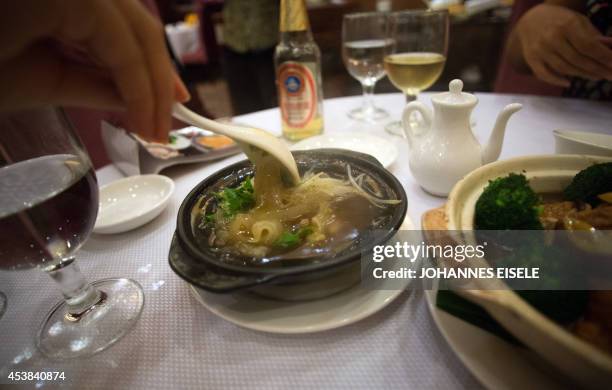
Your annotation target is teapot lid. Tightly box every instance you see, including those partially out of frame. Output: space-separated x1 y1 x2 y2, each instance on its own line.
431 79 477 106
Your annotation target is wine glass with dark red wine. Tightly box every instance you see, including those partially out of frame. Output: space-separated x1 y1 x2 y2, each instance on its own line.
0 107 144 359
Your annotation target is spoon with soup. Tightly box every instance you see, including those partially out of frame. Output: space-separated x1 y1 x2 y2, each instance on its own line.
172 103 300 185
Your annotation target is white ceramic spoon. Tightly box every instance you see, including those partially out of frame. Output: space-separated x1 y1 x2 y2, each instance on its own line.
172 103 300 185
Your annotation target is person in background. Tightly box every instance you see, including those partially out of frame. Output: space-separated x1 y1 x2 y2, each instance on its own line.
222 0 279 114
0 0 190 144
504 0 612 100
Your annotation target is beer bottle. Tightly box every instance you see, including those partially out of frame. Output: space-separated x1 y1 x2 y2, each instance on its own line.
274 0 324 141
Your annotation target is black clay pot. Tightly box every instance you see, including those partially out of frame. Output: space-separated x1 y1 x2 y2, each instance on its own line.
168 149 407 300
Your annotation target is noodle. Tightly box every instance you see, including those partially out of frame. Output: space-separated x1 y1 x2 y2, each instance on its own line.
200 155 400 259
250 220 283 244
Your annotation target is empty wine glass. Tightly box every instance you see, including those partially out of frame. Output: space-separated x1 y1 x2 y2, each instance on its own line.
0 107 144 359
342 12 392 122
384 9 449 136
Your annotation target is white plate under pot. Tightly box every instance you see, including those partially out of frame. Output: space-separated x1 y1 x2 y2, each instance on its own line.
190 215 414 334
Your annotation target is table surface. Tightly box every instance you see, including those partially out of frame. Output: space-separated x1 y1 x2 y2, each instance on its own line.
1 92 611 389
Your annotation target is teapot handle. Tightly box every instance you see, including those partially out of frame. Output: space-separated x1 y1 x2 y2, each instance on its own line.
402 102 433 142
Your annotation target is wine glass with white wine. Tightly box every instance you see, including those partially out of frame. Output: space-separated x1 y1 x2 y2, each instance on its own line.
342 12 392 122
384 9 449 136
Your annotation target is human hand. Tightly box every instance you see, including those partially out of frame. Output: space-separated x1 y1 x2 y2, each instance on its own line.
0 0 190 142
515 4 612 87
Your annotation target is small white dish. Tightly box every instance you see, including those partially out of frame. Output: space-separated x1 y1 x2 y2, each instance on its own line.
291 133 398 168
190 215 414 334
94 174 174 234
554 129 612 156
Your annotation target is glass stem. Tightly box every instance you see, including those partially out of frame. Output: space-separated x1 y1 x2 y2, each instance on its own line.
405 93 417 103
361 82 376 113
46 258 102 316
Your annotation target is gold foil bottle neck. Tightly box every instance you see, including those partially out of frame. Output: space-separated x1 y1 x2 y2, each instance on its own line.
280 0 310 32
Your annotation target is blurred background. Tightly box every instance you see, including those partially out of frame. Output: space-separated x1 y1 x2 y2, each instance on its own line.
157 0 517 118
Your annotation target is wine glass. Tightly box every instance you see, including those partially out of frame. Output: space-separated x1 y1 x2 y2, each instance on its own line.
384 9 449 136
342 12 392 122
0 107 144 359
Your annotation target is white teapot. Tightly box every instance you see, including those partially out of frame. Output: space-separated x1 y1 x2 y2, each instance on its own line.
402 79 522 196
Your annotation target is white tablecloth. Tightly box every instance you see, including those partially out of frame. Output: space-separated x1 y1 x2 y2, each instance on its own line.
1 93 611 389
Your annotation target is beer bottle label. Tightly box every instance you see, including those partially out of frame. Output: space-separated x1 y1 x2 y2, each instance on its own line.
277 61 318 128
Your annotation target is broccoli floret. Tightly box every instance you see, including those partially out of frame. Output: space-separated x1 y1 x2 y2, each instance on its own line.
563 162 612 206
475 173 543 230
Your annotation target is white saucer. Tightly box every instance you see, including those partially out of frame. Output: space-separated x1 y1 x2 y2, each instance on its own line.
190 215 414 334
553 129 612 156
291 133 399 168
425 288 566 389
94 174 174 234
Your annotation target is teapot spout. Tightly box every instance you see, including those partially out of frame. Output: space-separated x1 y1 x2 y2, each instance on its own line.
482 103 522 164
